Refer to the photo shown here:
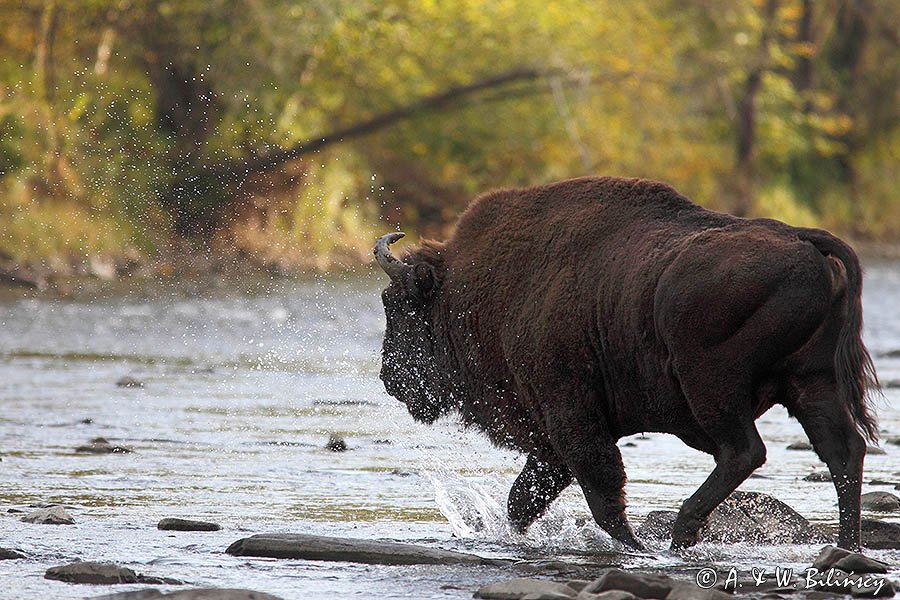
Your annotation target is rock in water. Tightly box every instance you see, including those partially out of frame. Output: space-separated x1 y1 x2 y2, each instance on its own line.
804 471 832 482
636 491 828 544
44 561 182 585
0 547 26 560
324 434 347 452
861 491 900 512
22 506 75 525
787 441 813 450
76 437 133 454
862 519 900 549
226 533 502 566
90 590 284 600
158 518 221 531
117 376 144 388
474 577 576 599
813 544 889 574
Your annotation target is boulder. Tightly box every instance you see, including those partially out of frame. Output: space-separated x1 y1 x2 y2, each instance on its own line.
44 561 181 585
861 491 900 512
0 547 26 560
575 591 638 600
804 471 832 482
813 544 888 574
226 533 503 566
579 569 672 599
22 506 75 525
867 446 887 455
158 518 221 531
861 518 900 549
90 590 284 600
76 437 133 454
636 491 829 544
475 578 575 599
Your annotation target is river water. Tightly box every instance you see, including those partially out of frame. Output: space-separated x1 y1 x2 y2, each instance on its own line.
0 264 897 599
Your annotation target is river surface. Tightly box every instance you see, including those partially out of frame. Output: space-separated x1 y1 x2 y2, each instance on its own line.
0 264 898 599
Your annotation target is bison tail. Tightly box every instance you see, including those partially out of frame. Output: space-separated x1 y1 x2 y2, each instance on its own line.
797 228 880 443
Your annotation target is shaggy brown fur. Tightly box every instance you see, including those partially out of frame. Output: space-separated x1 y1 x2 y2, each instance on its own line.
376 176 878 551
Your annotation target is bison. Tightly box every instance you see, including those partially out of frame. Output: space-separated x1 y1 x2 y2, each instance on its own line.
374 176 879 551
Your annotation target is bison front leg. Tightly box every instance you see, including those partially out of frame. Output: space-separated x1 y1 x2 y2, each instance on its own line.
508 452 573 533
543 410 645 550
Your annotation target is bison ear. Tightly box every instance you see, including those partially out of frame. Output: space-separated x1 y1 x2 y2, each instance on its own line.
410 262 438 299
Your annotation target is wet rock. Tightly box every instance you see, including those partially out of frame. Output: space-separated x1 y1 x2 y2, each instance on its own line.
226 533 502 566
804 471 832 482
636 491 828 544
512 560 581 575
22 506 75 525
787 441 813 450
885 436 900 446
474 578 575 599
158 518 221 531
867 445 887 455
860 491 900 512
76 437 133 454
90 590 284 600
89 591 165 600
324 434 347 452
575 591 638 600
0 547 26 560
868 479 896 486
579 569 672 599
44 561 182 585
862 518 900 549
813 544 888 574
117 376 145 388
664 583 733 600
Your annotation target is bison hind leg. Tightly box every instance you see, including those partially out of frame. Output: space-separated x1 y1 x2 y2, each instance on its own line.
508 452 573 534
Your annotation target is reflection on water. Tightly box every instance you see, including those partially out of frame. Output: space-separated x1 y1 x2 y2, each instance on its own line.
0 267 898 599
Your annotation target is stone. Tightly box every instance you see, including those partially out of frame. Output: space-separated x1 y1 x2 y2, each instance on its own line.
860 491 900 512
575 591 638 600
22 506 75 525
165 591 284 600
812 545 851 571
635 491 828 544
226 533 502 566
867 446 887 455
787 441 813 450
0 547 26 559
868 480 896 486
833 553 889 575
475 578 575 599
665 583 733 600
861 519 900 549
158 518 221 531
89 590 284 600
117 376 144 388
324 435 347 452
76 437 133 454
804 471 832 482
47 561 181 585
580 569 673 599
513 560 580 575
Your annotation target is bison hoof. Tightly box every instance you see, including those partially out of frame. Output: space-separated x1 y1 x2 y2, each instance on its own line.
670 517 702 549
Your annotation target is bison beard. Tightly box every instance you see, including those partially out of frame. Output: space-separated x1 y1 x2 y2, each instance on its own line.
375 176 879 551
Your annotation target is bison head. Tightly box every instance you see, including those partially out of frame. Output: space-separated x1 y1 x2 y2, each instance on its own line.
375 232 448 424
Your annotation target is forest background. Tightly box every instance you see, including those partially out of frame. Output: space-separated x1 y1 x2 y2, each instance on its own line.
1 0 898 277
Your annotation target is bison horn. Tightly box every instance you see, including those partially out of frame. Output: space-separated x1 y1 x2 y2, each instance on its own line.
374 232 411 281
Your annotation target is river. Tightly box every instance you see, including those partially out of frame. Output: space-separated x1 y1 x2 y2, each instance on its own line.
0 264 897 599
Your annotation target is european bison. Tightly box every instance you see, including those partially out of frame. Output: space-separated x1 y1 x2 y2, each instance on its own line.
375 176 879 551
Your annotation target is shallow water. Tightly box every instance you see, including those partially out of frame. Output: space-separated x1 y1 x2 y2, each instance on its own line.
0 265 897 599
